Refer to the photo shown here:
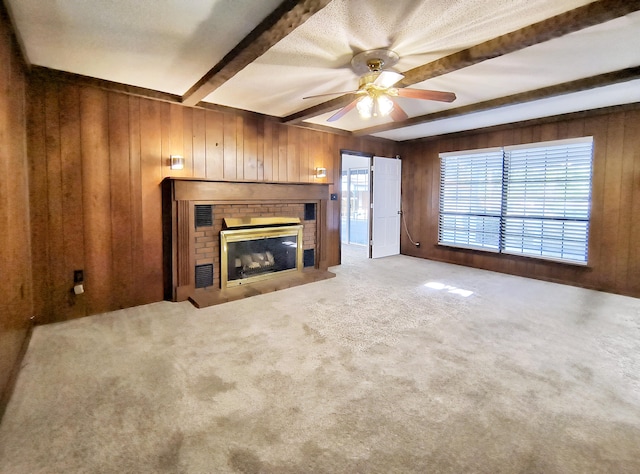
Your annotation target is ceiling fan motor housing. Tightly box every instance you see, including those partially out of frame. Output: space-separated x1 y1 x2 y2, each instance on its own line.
366 58 385 72
359 72 383 88
350 49 400 75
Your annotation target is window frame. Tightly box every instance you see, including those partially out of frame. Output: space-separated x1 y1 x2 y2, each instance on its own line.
439 147 504 253
438 137 594 266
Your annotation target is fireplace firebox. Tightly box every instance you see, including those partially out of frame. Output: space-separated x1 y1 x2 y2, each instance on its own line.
220 217 303 288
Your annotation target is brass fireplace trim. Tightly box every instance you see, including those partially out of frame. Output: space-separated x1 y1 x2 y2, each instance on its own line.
223 216 301 229
220 224 304 289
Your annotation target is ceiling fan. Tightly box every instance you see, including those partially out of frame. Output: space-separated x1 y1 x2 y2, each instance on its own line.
303 49 457 122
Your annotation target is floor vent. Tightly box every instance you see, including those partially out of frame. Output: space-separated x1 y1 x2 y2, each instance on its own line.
303 249 315 268
195 264 213 288
195 204 213 228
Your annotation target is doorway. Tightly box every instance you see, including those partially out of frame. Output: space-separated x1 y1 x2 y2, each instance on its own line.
341 152 371 259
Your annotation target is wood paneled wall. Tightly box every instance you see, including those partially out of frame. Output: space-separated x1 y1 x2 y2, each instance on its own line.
400 109 640 298
0 5 32 412
27 75 396 323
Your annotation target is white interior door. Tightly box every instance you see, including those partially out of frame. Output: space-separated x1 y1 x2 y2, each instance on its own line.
371 156 401 258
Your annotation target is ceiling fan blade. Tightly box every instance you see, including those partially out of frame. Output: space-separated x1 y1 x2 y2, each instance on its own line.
327 97 360 122
373 70 404 88
303 90 359 100
397 88 456 102
389 98 409 122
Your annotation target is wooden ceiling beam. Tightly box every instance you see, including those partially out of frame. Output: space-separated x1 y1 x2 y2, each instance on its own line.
181 0 332 107
397 0 640 87
284 0 640 126
282 95 355 124
354 67 640 137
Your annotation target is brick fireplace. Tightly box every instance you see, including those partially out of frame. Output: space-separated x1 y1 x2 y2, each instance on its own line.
162 178 333 306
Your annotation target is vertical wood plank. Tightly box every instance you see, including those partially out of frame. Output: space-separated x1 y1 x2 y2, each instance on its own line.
160 102 171 179
557 120 569 140
287 127 299 182
80 87 113 314
44 82 69 320
299 128 310 182
108 91 133 309
566 118 585 139
163 102 184 177
531 124 543 143
263 120 273 181
414 144 427 257
257 118 265 181
278 125 288 182
205 110 224 180
539 122 558 142
59 83 86 319
139 99 164 304
311 129 324 184
223 114 237 180
272 121 281 181
27 78 51 321
244 116 258 181
236 116 244 179
583 116 608 288
597 113 624 291
324 132 338 264
129 96 144 307
192 108 206 178
10 55 32 322
520 126 533 145
181 106 193 177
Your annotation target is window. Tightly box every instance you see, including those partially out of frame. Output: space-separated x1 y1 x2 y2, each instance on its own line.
439 148 503 251
439 137 593 265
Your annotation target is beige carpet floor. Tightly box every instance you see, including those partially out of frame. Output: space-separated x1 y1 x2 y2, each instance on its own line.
1 246 639 473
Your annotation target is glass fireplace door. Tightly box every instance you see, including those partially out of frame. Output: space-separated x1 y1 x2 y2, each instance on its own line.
220 225 303 288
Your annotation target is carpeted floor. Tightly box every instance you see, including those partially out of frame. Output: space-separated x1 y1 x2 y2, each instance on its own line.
1 246 639 473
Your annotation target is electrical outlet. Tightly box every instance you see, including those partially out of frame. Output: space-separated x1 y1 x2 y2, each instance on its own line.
74 270 84 283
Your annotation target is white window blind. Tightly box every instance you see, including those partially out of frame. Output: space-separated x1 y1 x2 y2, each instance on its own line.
502 138 593 264
439 148 503 251
438 137 594 265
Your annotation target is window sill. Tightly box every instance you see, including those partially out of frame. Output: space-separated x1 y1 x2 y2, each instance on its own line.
436 243 591 269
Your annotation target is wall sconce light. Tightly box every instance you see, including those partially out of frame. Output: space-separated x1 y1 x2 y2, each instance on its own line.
315 167 327 178
170 155 185 170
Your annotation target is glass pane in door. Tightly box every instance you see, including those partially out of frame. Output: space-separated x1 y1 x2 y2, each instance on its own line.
341 170 348 244
348 168 369 245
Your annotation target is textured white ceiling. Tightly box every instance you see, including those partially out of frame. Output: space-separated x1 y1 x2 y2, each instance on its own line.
304 11 640 133
204 0 596 115
373 79 640 141
8 0 284 94
6 0 640 141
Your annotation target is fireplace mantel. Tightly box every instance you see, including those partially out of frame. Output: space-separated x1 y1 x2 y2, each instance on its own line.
170 178 330 202
162 178 333 305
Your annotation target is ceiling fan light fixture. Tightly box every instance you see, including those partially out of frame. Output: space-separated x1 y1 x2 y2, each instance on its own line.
356 93 395 119
377 95 394 117
356 95 373 119
310 48 455 123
